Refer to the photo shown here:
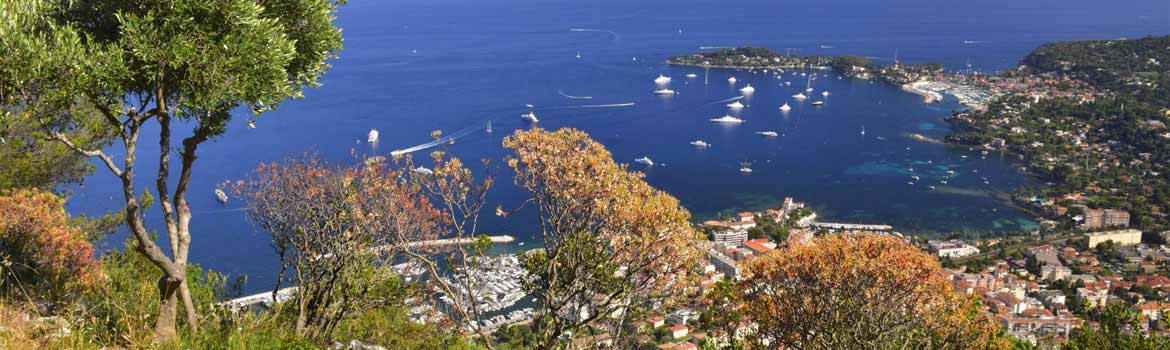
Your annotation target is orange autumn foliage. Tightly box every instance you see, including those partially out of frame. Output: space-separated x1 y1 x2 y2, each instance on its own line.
741 233 1011 350
0 189 99 294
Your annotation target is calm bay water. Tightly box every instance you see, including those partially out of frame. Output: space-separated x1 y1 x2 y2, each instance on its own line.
66 0 1169 292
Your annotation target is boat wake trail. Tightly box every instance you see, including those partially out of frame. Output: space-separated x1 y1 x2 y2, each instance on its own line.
390 125 482 156
708 96 744 104
569 28 620 41
558 89 593 99
546 102 636 110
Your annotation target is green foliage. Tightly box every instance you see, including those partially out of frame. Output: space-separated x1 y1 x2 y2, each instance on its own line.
0 111 107 191
1065 304 1170 350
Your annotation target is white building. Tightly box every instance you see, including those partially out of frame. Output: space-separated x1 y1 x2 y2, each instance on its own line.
928 239 981 258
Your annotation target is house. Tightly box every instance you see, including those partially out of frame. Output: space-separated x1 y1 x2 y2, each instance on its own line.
1136 302 1170 321
670 324 690 339
646 316 665 329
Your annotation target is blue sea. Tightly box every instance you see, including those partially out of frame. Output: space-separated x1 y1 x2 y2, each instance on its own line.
66 0 1169 292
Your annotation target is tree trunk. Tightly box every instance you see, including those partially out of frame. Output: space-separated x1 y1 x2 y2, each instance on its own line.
180 279 198 331
154 275 183 342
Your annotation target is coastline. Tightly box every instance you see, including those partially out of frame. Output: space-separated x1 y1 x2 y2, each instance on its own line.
665 61 832 71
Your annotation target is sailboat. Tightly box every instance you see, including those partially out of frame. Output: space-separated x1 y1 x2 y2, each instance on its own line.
576 51 581 59
805 75 814 92
779 103 792 111
486 120 493 133
860 126 866 135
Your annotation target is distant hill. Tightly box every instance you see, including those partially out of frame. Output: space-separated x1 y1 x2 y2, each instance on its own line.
1022 35 1170 100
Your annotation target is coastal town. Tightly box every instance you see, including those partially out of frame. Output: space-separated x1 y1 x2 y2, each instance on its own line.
513 197 1169 349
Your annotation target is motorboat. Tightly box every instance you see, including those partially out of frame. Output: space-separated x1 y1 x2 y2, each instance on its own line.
726 101 745 109
247 119 256 129
686 73 698 78
755 131 778 137
413 167 434 175
784 81 792 86
653 88 676 95
690 140 711 148
779 103 791 111
792 93 807 100
811 101 824 106
654 74 671 84
521 111 539 123
709 115 744 123
860 126 865 135
822 90 830 96
910 176 920 181
739 164 753 173
525 104 535 108
214 189 228 204
634 157 654 166
368 129 379 143
739 84 755 94
727 76 737 83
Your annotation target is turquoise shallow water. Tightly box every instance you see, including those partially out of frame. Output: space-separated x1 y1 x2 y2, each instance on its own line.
64 0 1169 292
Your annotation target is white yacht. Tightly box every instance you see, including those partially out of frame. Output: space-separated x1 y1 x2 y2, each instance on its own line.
811 100 824 106
521 111 539 123
779 103 792 111
792 93 808 100
525 104 535 108
784 81 792 86
653 88 676 95
910 175 920 181
368 129 379 143
634 157 654 166
822 90 831 96
738 84 755 94
755 131 779 137
709 115 744 123
685 73 698 78
690 140 711 148
413 167 434 175
247 119 256 129
214 189 228 204
727 76 737 84
654 74 671 84
726 101 745 109
739 164 753 173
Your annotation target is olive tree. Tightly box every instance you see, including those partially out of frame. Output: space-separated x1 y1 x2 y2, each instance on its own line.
0 0 343 341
